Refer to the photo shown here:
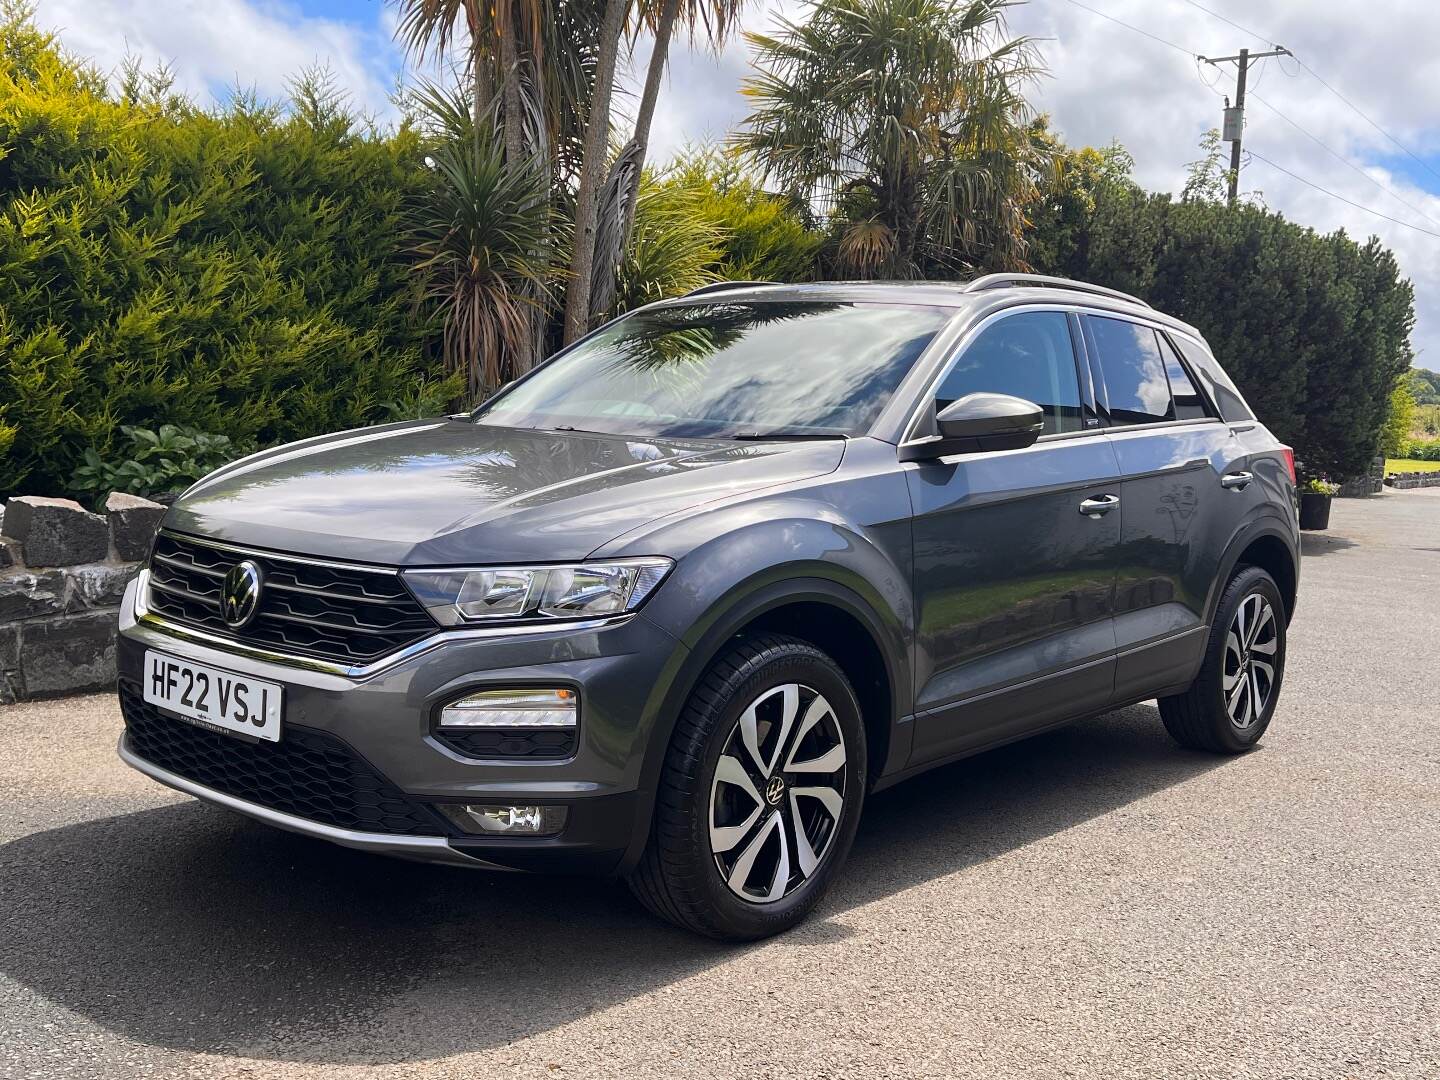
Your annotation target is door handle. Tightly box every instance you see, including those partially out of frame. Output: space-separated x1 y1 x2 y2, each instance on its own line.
1078 494 1119 518
1221 471 1254 490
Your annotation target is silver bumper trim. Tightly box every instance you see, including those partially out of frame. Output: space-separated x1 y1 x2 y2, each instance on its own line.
118 734 503 870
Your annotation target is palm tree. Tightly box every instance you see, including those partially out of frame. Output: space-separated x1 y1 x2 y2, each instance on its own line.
404 87 554 402
735 0 1047 277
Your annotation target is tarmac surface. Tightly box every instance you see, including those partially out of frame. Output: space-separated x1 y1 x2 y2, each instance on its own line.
1 490 1436 1079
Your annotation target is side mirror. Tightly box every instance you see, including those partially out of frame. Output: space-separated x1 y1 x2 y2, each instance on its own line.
900 392 1044 461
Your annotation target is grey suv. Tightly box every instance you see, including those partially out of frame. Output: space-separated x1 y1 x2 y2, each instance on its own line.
116 274 1299 939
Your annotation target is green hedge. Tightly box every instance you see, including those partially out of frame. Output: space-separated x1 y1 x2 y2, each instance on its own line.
0 15 454 496
1402 439 1440 462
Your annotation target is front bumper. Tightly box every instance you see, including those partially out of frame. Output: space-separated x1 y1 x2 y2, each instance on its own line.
116 574 684 875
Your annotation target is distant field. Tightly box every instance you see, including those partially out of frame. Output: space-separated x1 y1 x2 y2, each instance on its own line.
1387 458 1440 474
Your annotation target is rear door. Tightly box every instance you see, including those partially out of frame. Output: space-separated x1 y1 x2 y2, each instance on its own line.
1081 314 1257 699
906 308 1123 766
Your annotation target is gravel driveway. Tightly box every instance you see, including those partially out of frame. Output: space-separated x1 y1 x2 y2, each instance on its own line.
2 491 1437 1080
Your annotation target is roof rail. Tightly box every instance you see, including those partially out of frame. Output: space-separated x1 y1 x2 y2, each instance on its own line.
963 273 1151 309
682 280 782 298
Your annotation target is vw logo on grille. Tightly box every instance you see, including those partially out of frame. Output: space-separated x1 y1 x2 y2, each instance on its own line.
221 560 264 630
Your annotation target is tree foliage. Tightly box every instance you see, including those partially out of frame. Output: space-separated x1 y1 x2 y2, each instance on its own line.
737 0 1047 278
0 9 457 496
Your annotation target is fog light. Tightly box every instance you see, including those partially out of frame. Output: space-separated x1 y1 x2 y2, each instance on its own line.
439 688 577 728
439 803 568 836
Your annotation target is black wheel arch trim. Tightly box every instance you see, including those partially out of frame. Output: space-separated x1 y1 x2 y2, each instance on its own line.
1206 509 1301 627
617 576 909 875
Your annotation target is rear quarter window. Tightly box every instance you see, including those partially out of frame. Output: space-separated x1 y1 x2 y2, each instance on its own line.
1085 315 1174 425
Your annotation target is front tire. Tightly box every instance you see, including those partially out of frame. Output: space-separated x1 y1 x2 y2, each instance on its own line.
627 634 867 940
1159 565 1287 754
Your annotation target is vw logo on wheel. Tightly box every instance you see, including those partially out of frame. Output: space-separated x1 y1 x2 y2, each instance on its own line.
221 559 264 629
764 775 786 806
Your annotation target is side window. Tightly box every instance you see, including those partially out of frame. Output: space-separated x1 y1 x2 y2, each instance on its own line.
1086 316 1173 426
1157 334 1213 420
936 312 1083 435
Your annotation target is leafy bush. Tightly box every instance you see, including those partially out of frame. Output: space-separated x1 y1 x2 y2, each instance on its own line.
1401 439 1440 462
1299 477 1339 496
69 424 250 500
654 148 824 282
0 9 458 497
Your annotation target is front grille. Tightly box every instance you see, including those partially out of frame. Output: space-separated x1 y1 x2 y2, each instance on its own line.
437 727 577 760
146 532 435 665
120 680 449 836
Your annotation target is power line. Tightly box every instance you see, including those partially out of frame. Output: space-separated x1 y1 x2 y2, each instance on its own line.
1245 151 1440 240
1175 0 1440 188
1247 92 1440 229
1290 56 1440 188
1061 0 1197 59
1055 0 1440 239
1179 0 1275 47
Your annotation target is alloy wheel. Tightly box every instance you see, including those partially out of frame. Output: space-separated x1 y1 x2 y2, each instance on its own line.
708 683 848 904
1223 592 1279 730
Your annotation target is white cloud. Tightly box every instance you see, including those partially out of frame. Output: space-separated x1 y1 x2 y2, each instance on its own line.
34 0 403 118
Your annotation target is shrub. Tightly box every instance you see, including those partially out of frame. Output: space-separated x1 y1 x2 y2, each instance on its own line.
654 148 824 282
0 9 458 497
1402 439 1440 462
69 423 250 501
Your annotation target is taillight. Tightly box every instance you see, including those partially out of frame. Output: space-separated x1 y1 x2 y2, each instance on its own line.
1280 446 1296 484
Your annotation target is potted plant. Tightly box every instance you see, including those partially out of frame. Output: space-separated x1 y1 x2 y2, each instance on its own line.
1298 477 1339 530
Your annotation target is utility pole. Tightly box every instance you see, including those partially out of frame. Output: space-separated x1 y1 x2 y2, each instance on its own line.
1200 45 1290 205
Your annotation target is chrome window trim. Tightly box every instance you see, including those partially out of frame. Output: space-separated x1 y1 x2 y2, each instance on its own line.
131 569 628 679
899 303 1230 450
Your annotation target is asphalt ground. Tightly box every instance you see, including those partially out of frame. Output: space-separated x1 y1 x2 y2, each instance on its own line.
1 490 1437 1079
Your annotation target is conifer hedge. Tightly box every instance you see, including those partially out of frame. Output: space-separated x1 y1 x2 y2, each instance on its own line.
0 13 451 496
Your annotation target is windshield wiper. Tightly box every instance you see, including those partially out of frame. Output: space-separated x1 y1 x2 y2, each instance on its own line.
729 430 849 441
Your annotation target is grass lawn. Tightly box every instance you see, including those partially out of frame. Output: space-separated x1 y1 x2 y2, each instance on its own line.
1386 458 1440 474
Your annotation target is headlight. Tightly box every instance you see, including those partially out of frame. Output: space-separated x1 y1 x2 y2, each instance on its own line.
403 558 672 626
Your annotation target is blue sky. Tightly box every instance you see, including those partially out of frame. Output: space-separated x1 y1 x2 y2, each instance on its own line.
32 0 1440 366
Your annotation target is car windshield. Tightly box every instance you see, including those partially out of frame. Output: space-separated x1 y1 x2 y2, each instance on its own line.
473 300 954 439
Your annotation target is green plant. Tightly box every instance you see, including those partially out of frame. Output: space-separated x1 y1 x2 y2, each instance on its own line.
607 177 725 315
1380 379 1416 459
69 424 252 500
737 0 1047 277
404 90 555 402
1401 438 1440 462
659 147 824 280
1299 477 1340 496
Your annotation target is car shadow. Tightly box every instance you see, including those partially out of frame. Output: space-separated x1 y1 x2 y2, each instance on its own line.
0 703 1225 1064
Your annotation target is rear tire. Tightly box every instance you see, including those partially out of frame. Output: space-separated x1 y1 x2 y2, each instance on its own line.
627 634 867 940
1159 565 1286 754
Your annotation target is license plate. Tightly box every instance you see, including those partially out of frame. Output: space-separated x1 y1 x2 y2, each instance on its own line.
142 650 283 742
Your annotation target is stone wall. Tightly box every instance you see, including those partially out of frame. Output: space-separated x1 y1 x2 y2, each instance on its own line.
1386 469 1440 490
1338 456 1386 498
0 494 165 703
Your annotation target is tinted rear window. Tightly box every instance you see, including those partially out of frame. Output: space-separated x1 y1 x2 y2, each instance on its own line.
1086 316 1173 426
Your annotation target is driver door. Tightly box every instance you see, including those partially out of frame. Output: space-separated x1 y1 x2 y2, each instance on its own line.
905 309 1123 765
